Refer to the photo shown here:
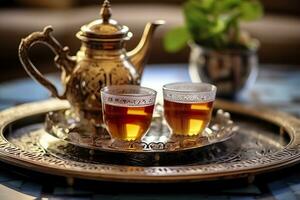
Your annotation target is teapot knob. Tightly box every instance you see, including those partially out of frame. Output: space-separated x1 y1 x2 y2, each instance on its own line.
100 0 112 23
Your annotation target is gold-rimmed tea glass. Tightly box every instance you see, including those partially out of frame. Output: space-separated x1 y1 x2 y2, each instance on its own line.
101 85 156 141
163 82 217 137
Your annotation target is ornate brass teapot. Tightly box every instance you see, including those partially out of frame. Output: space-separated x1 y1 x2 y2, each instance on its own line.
19 0 164 126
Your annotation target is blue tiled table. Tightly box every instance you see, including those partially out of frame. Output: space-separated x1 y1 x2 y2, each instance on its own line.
0 64 299 200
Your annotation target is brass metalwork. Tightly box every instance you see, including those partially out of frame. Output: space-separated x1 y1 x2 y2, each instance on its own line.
1 99 300 182
42 109 238 153
18 0 164 126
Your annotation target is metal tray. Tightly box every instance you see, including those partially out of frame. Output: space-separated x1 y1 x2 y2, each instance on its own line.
0 99 300 183
41 108 237 154
38 108 237 166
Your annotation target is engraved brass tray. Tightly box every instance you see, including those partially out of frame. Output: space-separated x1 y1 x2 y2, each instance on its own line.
0 99 300 183
41 108 237 154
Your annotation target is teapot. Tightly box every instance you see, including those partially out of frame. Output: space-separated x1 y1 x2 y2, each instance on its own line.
19 0 164 126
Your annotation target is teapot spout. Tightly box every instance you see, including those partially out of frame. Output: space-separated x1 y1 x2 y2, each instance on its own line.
128 20 165 76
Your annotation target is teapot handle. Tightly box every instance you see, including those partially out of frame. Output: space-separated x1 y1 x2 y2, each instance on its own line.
18 26 75 99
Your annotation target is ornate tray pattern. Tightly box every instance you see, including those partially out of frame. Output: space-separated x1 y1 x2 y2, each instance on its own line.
0 99 300 182
43 108 238 153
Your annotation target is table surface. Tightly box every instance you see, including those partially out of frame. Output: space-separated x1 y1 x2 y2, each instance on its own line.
0 64 300 200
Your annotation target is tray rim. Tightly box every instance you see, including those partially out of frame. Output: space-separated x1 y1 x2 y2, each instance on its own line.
0 99 300 183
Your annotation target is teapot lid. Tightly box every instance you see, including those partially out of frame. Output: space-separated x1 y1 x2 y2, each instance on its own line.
76 0 132 42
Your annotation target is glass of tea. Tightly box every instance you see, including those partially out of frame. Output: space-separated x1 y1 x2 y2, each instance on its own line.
101 85 156 141
163 82 217 137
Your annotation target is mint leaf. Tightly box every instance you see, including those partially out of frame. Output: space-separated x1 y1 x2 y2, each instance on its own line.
239 0 263 21
163 27 190 52
163 0 263 52
215 0 241 12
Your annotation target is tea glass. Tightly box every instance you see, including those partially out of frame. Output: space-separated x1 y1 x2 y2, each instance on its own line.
163 82 217 137
101 85 156 142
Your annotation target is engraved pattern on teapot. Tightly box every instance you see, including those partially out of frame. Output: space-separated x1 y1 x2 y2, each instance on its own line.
67 60 137 113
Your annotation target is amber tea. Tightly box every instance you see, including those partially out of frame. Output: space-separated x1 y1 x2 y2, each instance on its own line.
164 100 214 136
103 104 154 141
101 85 156 141
163 82 216 137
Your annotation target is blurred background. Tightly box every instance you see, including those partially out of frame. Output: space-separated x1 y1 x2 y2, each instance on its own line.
0 0 299 82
